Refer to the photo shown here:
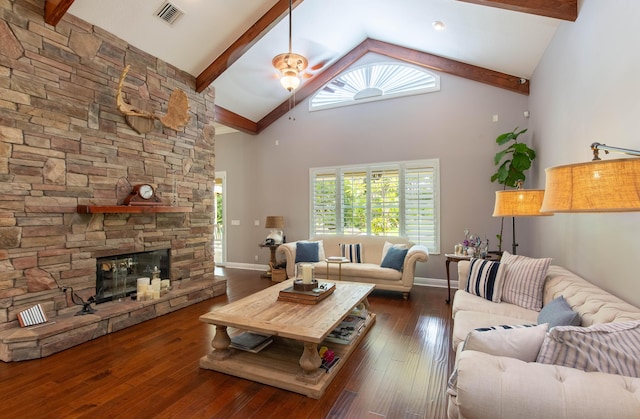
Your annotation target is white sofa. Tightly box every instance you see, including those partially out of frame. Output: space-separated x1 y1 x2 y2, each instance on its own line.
448 261 640 419
276 235 428 299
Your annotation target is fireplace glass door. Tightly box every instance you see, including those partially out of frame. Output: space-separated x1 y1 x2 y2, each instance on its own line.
95 249 170 303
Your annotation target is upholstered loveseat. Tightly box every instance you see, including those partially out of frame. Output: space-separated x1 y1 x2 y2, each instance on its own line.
448 258 640 419
276 235 428 299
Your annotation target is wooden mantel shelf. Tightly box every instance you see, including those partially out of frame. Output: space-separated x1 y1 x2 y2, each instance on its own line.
77 205 192 214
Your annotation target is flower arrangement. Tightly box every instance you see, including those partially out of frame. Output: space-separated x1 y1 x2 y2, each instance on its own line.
460 229 488 257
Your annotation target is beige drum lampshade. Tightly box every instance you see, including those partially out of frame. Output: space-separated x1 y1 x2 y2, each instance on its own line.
540 158 640 213
493 189 552 217
265 216 284 229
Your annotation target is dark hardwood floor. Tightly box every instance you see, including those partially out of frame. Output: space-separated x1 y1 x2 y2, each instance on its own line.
0 268 454 419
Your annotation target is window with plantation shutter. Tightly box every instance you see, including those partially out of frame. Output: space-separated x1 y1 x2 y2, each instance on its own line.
370 168 400 236
341 170 367 234
312 172 337 235
310 159 440 253
404 165 437 250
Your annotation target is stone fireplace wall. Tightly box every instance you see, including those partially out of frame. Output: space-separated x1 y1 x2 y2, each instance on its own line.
0 1 217 331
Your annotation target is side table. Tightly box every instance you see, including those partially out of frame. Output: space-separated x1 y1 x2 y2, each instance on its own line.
445 253 500 304
259 243 280 278
325 257 350 281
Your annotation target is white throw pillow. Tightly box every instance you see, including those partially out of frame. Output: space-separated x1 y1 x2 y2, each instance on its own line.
464 323 548 361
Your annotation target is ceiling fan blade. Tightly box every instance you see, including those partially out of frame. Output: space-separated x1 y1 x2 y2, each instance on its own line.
309 59 330 71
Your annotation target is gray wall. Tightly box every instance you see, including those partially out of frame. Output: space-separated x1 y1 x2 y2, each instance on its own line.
529 0 640 307
216 64 531 281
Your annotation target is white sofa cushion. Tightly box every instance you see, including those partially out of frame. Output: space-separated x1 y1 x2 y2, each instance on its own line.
452 350 640 419
537 319 640 378
452 289 538 322
500 251 551 311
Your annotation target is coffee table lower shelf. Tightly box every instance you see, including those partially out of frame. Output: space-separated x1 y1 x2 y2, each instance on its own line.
199 313 376 399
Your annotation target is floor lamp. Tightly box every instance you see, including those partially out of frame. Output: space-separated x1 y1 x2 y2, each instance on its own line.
492 187 552 254
541 143 640 213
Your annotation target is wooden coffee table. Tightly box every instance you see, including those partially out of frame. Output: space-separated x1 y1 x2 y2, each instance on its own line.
199 279 376 399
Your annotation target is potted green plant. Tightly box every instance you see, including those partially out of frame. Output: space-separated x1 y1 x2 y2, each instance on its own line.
490 127 536 252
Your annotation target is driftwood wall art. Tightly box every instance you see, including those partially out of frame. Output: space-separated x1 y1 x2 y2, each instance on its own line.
116 65 191 134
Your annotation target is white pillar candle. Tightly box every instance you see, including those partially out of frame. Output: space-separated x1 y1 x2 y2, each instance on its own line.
151 278 161 292
137 277 150 296
302 264 312 284
161 279 170 290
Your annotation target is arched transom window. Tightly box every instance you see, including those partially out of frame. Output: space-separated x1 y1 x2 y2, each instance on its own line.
309 62 440 111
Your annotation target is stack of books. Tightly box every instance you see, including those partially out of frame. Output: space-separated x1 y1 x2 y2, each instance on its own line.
277 282 336 304
229 331 273 353
325 314 366 344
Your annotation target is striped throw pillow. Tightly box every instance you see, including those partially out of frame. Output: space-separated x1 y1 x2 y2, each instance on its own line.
340 243 363 263
500 251 551 311
465 258 505 302
536 320 640 378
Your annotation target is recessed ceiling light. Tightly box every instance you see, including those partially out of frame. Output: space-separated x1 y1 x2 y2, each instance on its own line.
432 21 446 31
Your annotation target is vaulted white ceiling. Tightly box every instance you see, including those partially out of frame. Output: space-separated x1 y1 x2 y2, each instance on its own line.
63 0 573 133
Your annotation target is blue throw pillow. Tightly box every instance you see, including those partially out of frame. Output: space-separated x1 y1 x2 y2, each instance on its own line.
295 241 320 263
380 246 408 271
538 296 581 328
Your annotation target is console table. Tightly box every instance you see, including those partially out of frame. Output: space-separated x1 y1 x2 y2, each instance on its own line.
259 243 279 278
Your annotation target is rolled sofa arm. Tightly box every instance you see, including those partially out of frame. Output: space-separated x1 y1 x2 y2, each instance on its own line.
276 242 297 278
451 350 640 419
401 245 429 286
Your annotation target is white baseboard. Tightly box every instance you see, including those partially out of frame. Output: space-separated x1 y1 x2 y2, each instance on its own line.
218 264 457 291
223 262 268 271
414 276 458 290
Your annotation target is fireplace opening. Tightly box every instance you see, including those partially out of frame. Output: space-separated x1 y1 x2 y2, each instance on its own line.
96 249 170 303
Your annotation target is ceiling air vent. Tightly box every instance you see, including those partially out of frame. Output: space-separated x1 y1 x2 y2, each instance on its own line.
155 1 184 25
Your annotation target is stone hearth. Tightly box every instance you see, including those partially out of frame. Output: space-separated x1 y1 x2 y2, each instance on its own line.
0 277 226 362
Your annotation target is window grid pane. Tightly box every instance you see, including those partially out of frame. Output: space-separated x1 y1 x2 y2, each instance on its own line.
370 169 400 236
313 173 337 235
341 171 367 235
405 167 436 249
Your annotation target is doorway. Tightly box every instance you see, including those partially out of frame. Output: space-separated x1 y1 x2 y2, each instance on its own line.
214 171 226 266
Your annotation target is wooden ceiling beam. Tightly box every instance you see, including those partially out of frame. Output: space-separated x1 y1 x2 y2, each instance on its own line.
214 106 258 135
44 0 75 26
253 38 529 134
196 0 305 93
456 0 577 21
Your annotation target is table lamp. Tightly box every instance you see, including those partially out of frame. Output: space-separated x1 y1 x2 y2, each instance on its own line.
265 216 284 244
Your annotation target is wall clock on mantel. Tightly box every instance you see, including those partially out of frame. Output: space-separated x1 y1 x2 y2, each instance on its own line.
122 184 163 206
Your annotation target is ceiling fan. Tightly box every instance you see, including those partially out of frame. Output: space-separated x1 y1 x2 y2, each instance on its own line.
272 0 330 91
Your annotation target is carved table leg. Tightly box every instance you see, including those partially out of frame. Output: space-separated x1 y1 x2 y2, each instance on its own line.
297 342 323 383
208 325 232 360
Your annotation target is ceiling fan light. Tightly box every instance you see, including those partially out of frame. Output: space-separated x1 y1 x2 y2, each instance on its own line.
280 74 300 92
